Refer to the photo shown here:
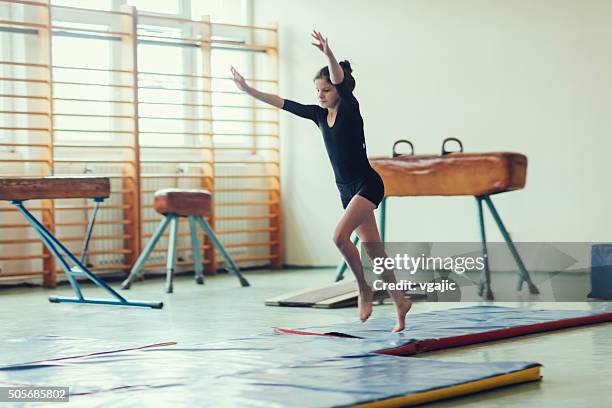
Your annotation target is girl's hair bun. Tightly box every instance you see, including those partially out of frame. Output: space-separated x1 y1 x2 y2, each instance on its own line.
339 60 353 73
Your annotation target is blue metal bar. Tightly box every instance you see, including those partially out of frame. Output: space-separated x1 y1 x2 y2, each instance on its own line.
121 216 171 289
334 234 360 282
165 216 179 293
79 198 102 264
189 216 204 284
475 196 493 300
195 216 250 287
378 197 387 243
14 201 85 299
49 296 163 309
12 200 163 309
483 195 539 294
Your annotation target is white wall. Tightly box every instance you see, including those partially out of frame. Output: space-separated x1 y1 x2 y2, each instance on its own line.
253 0 612 266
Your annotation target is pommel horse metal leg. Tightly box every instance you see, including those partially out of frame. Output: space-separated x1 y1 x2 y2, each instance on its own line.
475 197 494 300
194 215 250 287
12 200 163 309
480 195 539 295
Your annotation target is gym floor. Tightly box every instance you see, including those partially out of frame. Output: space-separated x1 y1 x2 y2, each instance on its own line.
1 269 610 407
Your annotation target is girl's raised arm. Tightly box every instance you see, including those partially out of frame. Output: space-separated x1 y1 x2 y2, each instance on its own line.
230 65 284 108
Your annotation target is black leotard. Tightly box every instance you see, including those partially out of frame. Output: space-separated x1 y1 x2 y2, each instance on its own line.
282 78 384 209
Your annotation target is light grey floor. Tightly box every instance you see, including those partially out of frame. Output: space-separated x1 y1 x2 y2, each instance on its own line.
0 268 610 407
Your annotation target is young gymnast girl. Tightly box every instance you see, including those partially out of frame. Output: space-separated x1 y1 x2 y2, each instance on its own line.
231 31 412 331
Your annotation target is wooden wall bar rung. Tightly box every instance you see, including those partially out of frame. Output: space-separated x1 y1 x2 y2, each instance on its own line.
0 77 50 83
56 235 132 242
226 255 278 263
86 263 132 271
0 142 49 147
213 147 279 151
53 65 133 74
215 175 278 179
138 116 209 121
216 200 279 206
55 204 130 210
1 127 50 131
54 81 132 88
0 94 49 100
0 20 47 29
0 254 50 261
53 129 134 134
140 131 211 135
224 241 277 248
214 161 279 165
143 260 212 269
142 145 212 150
0 0 48 8
212 21 277 32
0 111 50 116
52 4 131 16
0 271 46 277
54 114 134 119
52 25 130 36
212 133 278 137
54 144 135 149
137 33 201 43
0 159 52 163
217 214 278 221
216 188 277 192
0 207 46 212
216 227 278 234
140 175 212 180
140 159 209 164
53 159 134 164
56 220 132 227
72 249 132 256
150 246 208 254
0 238 45 245
211 76 278 84
0 60 48 68
53 97 133 103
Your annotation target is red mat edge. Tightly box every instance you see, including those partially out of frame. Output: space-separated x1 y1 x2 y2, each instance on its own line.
275 311 612 356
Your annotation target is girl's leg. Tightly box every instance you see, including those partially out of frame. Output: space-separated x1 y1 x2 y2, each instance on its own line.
356 212 412 332
333 195 377 322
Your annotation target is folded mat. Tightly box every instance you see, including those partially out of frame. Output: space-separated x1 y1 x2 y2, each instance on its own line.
0 335 540 407
275 305 612 355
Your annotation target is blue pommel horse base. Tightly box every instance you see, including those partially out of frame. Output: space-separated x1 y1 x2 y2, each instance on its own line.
0 177 163 309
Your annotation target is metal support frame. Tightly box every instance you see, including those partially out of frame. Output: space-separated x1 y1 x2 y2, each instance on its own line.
479 195 539 297
12 199 163 309
122 214 250 292
334 195 539 299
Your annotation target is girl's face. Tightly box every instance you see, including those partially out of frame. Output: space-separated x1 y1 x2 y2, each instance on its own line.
315 78 340 109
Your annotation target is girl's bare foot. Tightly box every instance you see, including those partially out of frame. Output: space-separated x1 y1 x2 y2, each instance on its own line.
392 299 413 332
358 285 373 322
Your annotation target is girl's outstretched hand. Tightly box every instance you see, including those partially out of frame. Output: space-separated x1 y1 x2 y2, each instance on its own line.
311 30 332 56
230 65 250 92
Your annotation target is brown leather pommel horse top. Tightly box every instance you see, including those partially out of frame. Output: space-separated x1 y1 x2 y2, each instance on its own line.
0 176 110 201
154 188 212 217
369 152 527 197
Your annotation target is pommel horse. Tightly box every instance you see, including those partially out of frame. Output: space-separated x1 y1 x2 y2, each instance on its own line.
0 176 163 308
336 138 539 300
